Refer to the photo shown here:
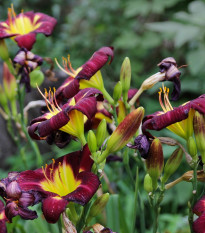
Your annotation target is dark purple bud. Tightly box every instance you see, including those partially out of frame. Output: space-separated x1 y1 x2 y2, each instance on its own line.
19 192 35 208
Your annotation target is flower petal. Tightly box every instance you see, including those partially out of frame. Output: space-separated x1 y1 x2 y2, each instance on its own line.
65 171 100 205
14 32 36 50
193 212 205 233
193 196 205 216
76 47 114 80
42 196 67 223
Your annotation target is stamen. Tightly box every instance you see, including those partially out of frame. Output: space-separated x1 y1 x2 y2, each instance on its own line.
55 57 77 78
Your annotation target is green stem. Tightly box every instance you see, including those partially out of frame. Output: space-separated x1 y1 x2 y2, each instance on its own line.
97 149 110 164
76 202 92 232
101 88 115 106
188 162 198 233
112 105 118 126
131 167 139 233
138 191 146 233
78 133 87 147
17 84 42 166
123 148 135 189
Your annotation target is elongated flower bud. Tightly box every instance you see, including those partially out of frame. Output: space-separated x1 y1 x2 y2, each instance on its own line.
0 40 9 61
113 81 122 103
193 111 205 163
87 130 97 153
106 107 144 153
162 147 183 184
96 119 107 148
187 136 197 160
3 63 17 101
87 193 109 224
144 174 153 193
0 85 8 109
120 57 131 94
146 138 164 190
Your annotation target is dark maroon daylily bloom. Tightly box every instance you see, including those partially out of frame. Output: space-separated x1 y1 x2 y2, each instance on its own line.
28 88 101 145
193 196 205 233
131 93 205 158
157 57 181 101
55 47 114 101
0 173 39 222
0 5 57 50
0 200 8 233
17 145 100 223
13 48 43 91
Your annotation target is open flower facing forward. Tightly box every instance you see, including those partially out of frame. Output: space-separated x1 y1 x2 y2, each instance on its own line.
0 5 57 50
55 47 114 102
28 88 101 146
16 145 100 223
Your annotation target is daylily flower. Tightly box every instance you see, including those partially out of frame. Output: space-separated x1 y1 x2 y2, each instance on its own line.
28 88 101 146
0 200 8 233
0 172 39 222
130 87 205 158
0 5 57 50
142 87 205 140
55 47 114 102
16 145 100 223
13 48 43 91
192 196 205 233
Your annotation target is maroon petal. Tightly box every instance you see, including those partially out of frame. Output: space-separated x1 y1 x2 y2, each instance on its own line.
76 47 114 80
32 13 57 36
79 144 93 172
193 196 205 216
193 212 205 233
42 196 67 223
142 94 205 136
65 171 100 205
38 111 70 137
5 201 37 222
15 33 36 50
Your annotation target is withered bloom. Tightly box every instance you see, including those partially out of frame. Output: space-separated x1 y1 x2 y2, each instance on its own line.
0 5 57 50
17 145 100 223
55 47 114 101
157 57 181 101
13 48 43 91
0 200 8 233
0 172 39 222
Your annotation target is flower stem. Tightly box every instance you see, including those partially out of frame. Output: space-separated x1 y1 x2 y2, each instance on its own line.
101 88 115 106
17 84 42 166
96 149 110 164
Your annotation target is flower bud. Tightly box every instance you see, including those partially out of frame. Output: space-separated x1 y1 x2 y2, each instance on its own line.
0 85 8 110
30 69 45 88
3 63 17 101
193 111 205 163
120 57 131 94
113 81 122 103
0 40 9 61
106 107 144 153
144 174 153 193
87 130 97 153
146 138 164 190
6 181 22 199
187 136 197 159
87 193 109 223
96 119 107 148
162 147 183 184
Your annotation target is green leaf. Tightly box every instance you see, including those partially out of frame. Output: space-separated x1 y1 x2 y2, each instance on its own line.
187 48 205 75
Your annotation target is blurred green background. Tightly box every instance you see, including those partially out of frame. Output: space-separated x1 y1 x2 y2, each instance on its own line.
0 0 205 232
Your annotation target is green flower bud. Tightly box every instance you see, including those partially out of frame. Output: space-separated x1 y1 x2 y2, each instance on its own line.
162 147 183 184
120 57 131 93
106 107 144 153
187 136 197 159
144 174 153 193
87 193 110 224
0 40 9 62
30 69 45 88
113 81 122 103
120 57 131 103
87 130 97 153
146 138 164 190
96 119 107 148
3 63 17 101
193 111 205 163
